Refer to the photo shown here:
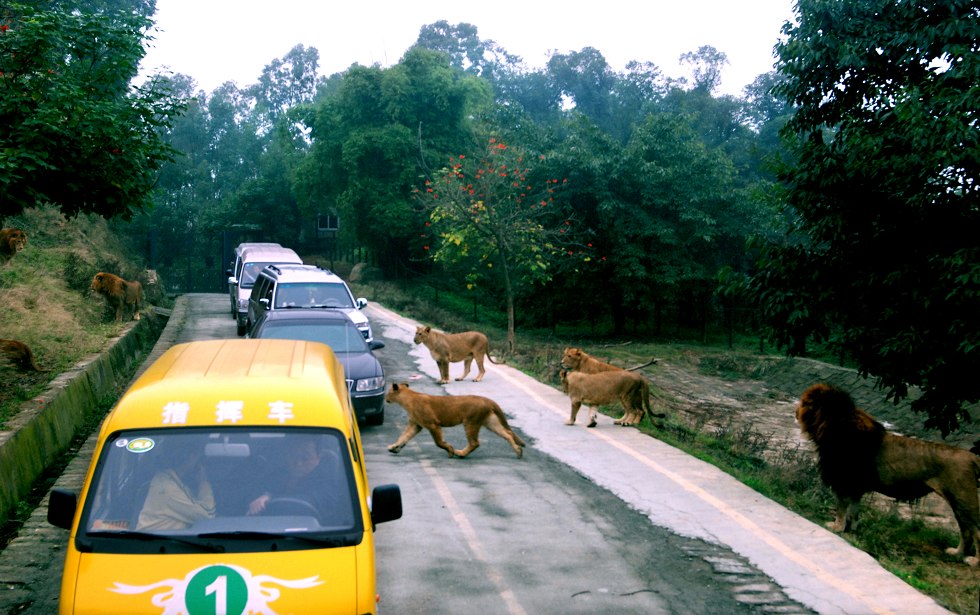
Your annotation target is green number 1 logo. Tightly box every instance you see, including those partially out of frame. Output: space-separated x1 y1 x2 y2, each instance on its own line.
186 565 248 615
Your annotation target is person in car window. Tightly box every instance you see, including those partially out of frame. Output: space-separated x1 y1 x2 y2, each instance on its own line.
136 442 215 531
246 437 344 521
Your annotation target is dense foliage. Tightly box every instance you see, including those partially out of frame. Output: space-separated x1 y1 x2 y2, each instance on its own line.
746 0 980 434
0 2 183 222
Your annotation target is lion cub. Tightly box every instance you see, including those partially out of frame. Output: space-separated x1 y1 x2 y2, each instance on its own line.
385 383 525 458
413 325 500 384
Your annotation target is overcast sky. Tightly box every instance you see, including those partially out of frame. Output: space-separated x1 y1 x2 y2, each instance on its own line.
140 0 795 97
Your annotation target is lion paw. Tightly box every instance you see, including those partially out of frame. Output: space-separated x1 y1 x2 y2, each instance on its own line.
564 420 575 426
387 446 401 454
587 420 597 428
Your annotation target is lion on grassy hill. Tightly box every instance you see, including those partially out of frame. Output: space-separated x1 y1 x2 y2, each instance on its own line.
90 272 143 322
384 382 525 458
0 228 27 265
797 383 980 566
562 369 657 427
0 339 45 372
413 325 500 384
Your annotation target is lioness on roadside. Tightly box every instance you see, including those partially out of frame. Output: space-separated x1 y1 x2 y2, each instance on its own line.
560 347 657 374
560 347 622 374
562 370 656 427
413 325 500 384
385 382 525 458
90 272 143 322
0 228 27 266
798 383 980 566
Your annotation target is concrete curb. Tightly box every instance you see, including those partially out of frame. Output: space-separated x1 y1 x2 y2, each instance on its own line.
0 309 169 528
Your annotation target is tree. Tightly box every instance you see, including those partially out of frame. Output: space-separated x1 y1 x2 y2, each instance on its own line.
250 44 322 122
678 45 728 93
419 137 576 351
547 47 616 131
0 4 184 221
747 0 980 435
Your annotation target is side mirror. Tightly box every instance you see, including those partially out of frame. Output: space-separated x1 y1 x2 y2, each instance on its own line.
356 298 368 309
48 488 78 530
227 276 237 285
369 340 386 351
370 484 402 525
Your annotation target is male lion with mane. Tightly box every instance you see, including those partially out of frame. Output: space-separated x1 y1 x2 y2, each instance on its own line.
90 272 143 322
385 382 525 458
562 370 656 427
798 383 980 566
413 325 500 384
0 228 27 265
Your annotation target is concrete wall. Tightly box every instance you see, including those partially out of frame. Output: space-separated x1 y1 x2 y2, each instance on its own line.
0 311 168 526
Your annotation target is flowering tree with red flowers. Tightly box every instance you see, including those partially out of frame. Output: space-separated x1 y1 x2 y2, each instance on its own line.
418 137 579 351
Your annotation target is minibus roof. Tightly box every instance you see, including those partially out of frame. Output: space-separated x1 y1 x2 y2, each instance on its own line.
104 339 353 432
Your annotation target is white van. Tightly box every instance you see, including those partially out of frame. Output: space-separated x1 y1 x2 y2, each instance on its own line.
228 246 302 335
226 243 281 317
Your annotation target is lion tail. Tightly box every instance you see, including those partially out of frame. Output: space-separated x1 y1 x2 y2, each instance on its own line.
493 405 525 446
486 345 505 365
642 381 667 419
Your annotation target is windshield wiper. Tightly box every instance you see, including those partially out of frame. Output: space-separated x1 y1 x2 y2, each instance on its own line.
198 530 359 548
87 530 224 552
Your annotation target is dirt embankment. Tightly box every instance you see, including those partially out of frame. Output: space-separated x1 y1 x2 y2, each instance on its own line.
643 354 976 534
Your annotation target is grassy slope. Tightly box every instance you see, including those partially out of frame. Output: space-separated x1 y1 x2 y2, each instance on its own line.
0 206 171 424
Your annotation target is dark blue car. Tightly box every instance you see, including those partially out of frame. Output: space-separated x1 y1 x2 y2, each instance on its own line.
249 309 386 425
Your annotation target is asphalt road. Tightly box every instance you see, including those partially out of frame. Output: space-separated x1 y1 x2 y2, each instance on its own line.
0 294 955 615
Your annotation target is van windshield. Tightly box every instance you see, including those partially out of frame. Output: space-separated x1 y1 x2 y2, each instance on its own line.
274 283 354 309
240 262 280 287
79 428 363 554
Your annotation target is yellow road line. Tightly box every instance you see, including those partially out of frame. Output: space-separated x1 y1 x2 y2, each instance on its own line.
493 366 897 615
419 458 528 615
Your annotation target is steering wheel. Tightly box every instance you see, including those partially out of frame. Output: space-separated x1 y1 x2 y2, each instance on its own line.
262 497 319 517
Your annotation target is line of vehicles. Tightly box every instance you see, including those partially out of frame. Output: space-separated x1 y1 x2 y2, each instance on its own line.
46 242 400 614
228 242 385 425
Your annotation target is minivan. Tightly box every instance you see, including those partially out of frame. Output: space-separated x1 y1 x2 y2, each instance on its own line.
245 264 373 342
48 339 402 614
226 242 281 317
227 246 302 335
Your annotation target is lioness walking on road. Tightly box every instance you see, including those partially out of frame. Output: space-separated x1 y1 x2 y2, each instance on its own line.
414 325 500 384
385 383 525 458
